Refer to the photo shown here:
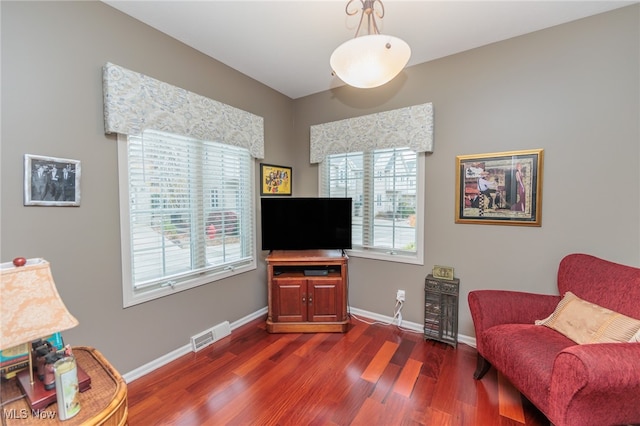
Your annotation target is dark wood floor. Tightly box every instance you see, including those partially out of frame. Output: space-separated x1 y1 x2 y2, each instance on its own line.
127 316 550 425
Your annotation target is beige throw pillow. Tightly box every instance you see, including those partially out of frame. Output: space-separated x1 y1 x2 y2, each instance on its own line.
535 291 640 344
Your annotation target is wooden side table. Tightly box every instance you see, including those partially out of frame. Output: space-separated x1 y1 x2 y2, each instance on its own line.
0 346 127 425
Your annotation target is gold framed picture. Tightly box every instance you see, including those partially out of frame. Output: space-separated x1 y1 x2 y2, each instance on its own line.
260 163 292 196
455 149 543 226
432 265 455 280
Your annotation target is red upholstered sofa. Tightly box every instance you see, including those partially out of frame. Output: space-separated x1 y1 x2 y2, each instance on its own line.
468 253 640 426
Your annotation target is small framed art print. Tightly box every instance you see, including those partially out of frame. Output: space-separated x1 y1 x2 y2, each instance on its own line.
260 163 292 196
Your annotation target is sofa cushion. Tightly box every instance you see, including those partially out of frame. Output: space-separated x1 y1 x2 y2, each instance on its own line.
482 323 576 416
535 291 640 344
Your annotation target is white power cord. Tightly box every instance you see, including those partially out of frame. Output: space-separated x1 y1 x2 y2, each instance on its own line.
392 300 423 334
349 298 422 335
393 300 403 327
350 311 395 327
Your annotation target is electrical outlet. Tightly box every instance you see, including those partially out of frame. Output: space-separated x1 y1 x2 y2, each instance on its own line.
396 289 405 302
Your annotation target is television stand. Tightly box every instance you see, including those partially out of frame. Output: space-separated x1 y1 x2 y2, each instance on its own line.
266 250 348 333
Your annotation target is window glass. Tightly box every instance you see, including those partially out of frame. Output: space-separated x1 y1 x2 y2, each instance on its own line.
320 147 424 264
118 130 256 306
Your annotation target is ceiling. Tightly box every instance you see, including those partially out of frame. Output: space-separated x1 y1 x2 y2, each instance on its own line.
102 1 635 99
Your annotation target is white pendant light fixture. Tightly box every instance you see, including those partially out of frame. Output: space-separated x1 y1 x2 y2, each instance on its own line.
330 0 411 89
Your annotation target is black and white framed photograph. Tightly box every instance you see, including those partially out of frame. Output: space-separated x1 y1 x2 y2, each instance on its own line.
24 154 81 206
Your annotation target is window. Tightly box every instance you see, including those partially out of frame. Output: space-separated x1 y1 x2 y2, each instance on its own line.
320 147 424 264
118 130 256 307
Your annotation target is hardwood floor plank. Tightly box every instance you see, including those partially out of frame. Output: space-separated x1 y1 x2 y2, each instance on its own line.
452 344 480 407
498 371 526 423
328 379 377 425
409 374 437 418
423 407 453 426
349 397 384 425
360 340 399 383
474 368 503 423
127 394 165 422
275 328 375 425
210 353 307 424
389 333 418 366
349 393 413 426
314 331 345 353
368 362 401 403
416 339 449 380
429 346 460 415
227 324 270 355
344 320 368 342
293 331 331 357
450 400 478 426
232 332 298 376
127 316 551 425
392 357 423 397
184 352 238 398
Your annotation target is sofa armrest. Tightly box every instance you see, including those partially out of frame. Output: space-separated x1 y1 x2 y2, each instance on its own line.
468 290 560 359
549 343 640 426
468 290 559 332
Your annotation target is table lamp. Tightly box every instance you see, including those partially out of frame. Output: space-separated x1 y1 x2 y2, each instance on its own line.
0 258 79 405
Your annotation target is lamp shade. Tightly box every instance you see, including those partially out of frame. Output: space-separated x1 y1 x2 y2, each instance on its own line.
330 34 411 89
0 258 78 350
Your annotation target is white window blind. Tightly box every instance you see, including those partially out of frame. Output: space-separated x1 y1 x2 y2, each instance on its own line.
119 130 256 306
320 147 424 264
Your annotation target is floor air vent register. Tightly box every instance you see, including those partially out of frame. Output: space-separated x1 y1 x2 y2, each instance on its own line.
191 321 231 352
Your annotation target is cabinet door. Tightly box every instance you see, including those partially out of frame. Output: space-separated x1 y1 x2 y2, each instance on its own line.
273 278 307 322
307 278 341 322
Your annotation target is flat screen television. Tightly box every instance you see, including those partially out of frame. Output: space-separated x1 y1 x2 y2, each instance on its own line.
261 197 352 251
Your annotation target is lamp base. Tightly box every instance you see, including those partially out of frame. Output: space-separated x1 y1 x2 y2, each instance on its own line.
16 366 91 410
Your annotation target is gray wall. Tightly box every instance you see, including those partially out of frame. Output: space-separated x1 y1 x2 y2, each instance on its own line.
2 1 638 375
1 1 293 373
292 4 639 336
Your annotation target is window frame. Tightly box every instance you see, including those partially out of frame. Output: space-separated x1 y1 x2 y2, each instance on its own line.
117 133 257 308
320 149 425 265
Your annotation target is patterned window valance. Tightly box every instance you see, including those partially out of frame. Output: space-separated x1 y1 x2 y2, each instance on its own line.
309 103 433 164
102 62 264 159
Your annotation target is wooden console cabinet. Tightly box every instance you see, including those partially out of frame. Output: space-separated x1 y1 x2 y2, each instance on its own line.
266 250 348 333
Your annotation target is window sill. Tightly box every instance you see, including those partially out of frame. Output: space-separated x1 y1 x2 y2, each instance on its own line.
123 261 256 308
346 249 424 266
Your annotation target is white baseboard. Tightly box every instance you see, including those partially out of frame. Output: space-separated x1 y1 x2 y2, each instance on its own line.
348 306 424 332
122 305 475 383
123 344 193 384
348 306 476 348
122 307 267 383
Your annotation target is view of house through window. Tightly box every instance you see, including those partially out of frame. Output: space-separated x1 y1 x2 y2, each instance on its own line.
118 130 255 306
320 147 423 264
